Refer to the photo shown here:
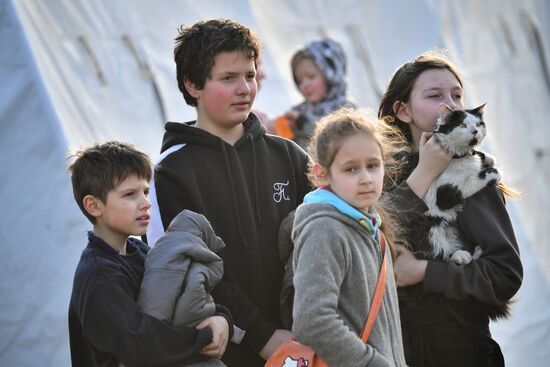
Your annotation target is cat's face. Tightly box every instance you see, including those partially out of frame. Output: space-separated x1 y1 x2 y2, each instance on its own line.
434 104 487 155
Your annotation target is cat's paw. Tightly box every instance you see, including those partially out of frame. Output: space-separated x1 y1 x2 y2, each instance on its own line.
473 245 483 259
480 152 496 167
480 167 501 185
450 250 473 265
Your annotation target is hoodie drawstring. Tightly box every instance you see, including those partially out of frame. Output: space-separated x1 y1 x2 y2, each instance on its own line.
221 140 250 248
248 134 262 225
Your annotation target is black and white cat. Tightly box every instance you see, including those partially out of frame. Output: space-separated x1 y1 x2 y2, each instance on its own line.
424 103 500 264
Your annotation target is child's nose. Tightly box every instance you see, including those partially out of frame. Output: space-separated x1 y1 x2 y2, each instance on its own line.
236 78 251 94
299 79 312 91
141 194 151 209
360 170 373 183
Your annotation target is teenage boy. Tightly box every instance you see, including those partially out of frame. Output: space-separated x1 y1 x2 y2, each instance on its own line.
146 19 310 366
68 141 232 367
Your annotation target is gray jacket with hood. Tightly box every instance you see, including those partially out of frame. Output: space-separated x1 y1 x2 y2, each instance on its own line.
292 203 406 367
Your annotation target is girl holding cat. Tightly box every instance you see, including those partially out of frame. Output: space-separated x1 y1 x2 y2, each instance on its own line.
291 108 407 366
378 51 523 367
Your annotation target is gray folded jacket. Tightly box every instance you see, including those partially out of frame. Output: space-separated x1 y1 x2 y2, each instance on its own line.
138 209 225 327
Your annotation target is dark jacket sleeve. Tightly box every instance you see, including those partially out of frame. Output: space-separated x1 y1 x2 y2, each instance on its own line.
214 304 235 341
211 280 277 352
423 185 523 306
79 274 212 367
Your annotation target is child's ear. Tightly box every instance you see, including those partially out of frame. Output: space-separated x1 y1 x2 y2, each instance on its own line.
312 163 330 186
82 195 104 219
183 76 201 98
393 101 412 124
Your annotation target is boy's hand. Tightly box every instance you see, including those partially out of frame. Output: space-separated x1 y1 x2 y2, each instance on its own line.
196 316 229 359
259 329 293 360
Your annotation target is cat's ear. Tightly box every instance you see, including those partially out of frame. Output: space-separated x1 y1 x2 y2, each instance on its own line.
439 103 453 122
471 103 487 116
393 101 412 123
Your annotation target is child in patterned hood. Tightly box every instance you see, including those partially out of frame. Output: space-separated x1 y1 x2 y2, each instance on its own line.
285 38 355 149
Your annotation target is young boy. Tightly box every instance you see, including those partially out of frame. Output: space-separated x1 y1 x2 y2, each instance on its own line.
68 141 232 367
146 19 311 366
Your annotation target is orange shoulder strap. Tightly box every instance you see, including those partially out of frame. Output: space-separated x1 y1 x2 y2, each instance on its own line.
359 230 387 343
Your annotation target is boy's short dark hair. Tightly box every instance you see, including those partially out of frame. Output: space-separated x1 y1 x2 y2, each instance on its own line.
174 18 260 106
67 141 152 223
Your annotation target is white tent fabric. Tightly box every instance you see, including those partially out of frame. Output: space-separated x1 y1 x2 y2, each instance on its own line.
1 0 549 365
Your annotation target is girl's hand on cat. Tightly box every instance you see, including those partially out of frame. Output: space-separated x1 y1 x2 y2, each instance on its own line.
418 132 453 176
395 245 428 287
407 132 453 198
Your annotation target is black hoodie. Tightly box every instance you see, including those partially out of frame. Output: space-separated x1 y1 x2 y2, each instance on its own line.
148 113 310 366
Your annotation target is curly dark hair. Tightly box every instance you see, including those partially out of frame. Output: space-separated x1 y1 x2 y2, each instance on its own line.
174 18 260 106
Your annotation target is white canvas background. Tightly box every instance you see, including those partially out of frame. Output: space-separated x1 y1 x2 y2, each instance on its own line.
1 0 549 365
